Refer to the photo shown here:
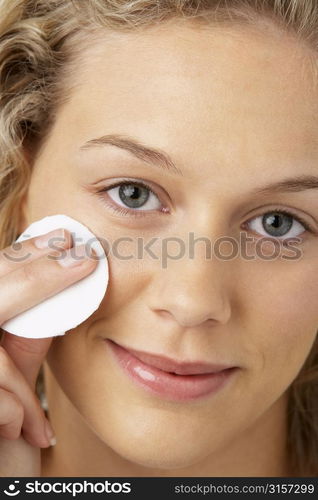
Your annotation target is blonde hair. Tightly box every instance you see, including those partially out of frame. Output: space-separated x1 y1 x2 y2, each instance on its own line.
0 0 318 476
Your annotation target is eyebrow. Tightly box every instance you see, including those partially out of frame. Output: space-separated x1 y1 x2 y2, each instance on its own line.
80 134 183 176
80 136 318 194
252 175 318 194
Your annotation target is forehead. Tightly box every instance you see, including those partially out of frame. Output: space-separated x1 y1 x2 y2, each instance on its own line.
53 21 318 179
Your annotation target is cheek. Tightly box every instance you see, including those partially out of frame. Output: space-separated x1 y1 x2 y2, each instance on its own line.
44 244 157 389
242 259 318 389
82 234 164 327
26 166 74 222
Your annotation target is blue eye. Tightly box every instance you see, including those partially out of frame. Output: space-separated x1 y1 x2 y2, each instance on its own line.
246 210 309 239
97 179 170 218
107 182 161 211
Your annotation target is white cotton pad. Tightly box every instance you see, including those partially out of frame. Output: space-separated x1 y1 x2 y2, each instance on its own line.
1 214 109 339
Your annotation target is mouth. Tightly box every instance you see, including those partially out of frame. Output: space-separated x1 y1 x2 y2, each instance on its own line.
105 339 239 402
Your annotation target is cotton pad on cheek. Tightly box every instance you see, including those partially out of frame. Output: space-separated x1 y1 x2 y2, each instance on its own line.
1 214 109 339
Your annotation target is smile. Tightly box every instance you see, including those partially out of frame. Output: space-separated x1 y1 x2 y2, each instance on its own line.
105 339 239 402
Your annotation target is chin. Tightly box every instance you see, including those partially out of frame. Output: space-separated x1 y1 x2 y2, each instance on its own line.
97 414 214 472
110 439 208 471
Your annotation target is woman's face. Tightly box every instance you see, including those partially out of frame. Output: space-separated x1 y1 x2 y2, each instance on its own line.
24 21 318 471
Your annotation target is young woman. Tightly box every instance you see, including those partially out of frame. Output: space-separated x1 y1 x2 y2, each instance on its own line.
0 0 317 477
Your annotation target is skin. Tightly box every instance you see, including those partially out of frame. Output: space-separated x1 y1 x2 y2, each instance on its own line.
8 20 318 476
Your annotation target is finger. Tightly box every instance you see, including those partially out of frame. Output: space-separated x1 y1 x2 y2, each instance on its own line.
0 387 24 440
0 345 50 447
0 243 97 325
0 334 52 390
0 228 73 276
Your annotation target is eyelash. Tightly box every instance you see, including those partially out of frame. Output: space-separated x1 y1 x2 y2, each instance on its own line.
97 179 169 218
244 207 312 236
97 180 315 236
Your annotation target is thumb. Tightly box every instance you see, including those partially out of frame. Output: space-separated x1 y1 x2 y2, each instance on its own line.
0 330 53 390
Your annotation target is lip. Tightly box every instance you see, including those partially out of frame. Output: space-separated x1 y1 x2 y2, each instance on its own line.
105 339 238 401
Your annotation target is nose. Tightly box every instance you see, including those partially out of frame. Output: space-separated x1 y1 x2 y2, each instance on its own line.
149 256 232 329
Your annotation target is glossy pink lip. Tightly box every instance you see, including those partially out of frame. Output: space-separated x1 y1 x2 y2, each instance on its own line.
106 339 238 401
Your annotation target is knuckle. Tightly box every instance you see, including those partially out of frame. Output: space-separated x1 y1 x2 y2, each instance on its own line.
0 428 16 440
0 346 12 375
20 262 37 284
0 419 22 441
0 243 31 264
8 395 24 425
0 391 23 421
14 398 24 423
6 426 21 440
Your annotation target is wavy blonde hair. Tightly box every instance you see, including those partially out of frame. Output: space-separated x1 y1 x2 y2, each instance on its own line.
0 0 318 476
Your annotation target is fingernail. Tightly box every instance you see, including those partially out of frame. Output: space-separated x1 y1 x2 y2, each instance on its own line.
44 418 56 447
58 244 93 268
34 228 67 249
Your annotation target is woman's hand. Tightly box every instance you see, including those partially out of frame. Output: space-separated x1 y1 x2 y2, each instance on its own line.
0 228 97 476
